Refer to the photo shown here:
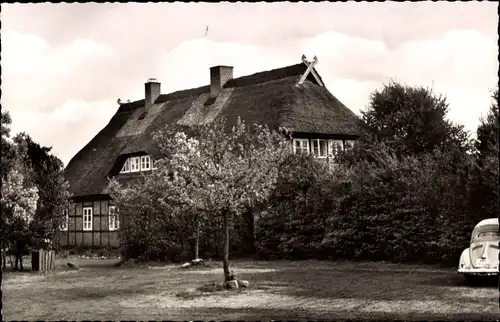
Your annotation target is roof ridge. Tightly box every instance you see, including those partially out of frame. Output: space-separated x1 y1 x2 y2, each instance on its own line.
120 62 321 109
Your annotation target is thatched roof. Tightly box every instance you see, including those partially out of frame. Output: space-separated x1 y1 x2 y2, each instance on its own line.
65 62 361 198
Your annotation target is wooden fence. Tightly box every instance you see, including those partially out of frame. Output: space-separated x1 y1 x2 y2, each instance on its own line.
31 249 55 272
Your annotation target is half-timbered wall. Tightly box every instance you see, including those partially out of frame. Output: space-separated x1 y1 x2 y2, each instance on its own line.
57 199 120 248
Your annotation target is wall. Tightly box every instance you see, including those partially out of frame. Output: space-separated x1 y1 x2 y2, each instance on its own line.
57 199 120 249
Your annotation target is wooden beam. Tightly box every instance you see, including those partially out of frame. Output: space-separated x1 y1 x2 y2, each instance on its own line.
297 55 317 86
297 55 324 87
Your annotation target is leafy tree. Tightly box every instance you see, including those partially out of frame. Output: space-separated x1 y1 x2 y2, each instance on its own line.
475 88 499 157
469 88 499 221
1 145 39 270
359 81 471 157
13 133 71 250
257 153 348 259
323 143 473 265
1 111 16 180
109 173 191 262
151 118 289 282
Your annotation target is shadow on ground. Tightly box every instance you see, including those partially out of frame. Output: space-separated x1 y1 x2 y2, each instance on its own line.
3 259 499 320
420 274 498 288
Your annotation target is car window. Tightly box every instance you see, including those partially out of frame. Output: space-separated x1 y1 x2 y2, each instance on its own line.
477 231 499 238
473 230 500 242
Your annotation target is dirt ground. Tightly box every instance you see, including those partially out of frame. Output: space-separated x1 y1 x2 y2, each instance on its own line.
1 257 498 320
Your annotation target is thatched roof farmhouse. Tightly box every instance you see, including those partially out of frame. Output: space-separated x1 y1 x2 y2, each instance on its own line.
60 56 361 249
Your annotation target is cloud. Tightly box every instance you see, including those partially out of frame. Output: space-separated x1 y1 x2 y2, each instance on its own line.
9 99 117 165
2 30 116 112
295 28 498 130
1 3 497 165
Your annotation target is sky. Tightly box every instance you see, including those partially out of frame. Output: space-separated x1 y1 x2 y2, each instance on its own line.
2 2 498 165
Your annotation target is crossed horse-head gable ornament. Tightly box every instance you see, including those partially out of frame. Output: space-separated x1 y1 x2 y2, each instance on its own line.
296 54 324 87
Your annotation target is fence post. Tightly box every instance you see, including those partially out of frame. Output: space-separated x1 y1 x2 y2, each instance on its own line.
41 249 46 271
31 249 55 272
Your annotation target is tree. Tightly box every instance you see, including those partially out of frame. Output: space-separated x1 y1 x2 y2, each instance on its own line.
359 81 471 157
152 118 290 282
475 88 499 158
323 143 474 265
1 145 39 270
469 88 499 221
109 172 192 262
13 133 71 250
257 153 348 260
1 111 16 180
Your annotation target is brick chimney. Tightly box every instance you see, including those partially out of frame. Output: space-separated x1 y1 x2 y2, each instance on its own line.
210 66 233 98
144 78 161 116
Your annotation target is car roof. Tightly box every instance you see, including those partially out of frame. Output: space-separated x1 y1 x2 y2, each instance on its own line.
475 218 499 228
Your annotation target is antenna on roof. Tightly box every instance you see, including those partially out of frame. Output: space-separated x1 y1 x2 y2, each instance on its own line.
297 55 324 87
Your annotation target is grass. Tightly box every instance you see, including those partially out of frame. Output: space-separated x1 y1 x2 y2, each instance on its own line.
1 257 498 320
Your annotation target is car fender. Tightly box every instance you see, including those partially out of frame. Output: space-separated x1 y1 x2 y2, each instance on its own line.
459 248 471 268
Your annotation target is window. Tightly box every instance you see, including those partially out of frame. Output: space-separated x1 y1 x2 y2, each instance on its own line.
293 139 309 154
311 139 328 158
130 157 140 172
120 159 130 173
344 140 355 151
109 206 119 231
141 155 151 170
328 140 344 156
60 209 69 231
152 160 158 170
120 155 153 173
83 207 93 231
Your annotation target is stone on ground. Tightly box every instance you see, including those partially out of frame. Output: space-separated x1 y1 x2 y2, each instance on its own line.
67 262 79 269
181 262 191 268
191 258 204 266
238 280 250 288
226 279 239 289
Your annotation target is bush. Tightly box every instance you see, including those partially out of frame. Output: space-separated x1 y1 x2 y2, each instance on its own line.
256 154 348 260
321 146 475 265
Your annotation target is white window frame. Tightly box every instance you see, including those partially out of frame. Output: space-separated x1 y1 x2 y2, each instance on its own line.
141 155 151 171
129 156 141 172
120 158 130 173
121 155 154 173
344 140 355 151
60 209 69 231
83 207 93 231
152 160 158 170
109 206 119 231
328 140 344 157
130 157 137 172
293 138 309 154
311 139 328 158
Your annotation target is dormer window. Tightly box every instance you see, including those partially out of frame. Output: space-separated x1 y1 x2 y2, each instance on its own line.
312 139 328 158
293 139 309 154
120 155 154 174
141 156 151 170
121 159 130 173
130 157 140 172
328 140 344 157
344 140 355 151
292 138 356 158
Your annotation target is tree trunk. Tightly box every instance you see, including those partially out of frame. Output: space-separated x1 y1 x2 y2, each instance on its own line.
194 214 200 260
222 209 231 282
1 249 6 269
16 255 23 271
